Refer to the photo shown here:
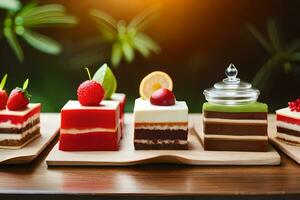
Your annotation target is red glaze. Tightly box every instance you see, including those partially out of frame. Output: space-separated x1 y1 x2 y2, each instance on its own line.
150 88 175 106
111 93 126 137
0 90 8 110
0 104 41 124
277 114 300 126
7 88 29 111
77 80 105 106
289 98 300 112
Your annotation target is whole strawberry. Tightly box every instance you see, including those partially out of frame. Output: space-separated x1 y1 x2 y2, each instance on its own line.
77 68 104 106
0 74 8 110
7 79 31 111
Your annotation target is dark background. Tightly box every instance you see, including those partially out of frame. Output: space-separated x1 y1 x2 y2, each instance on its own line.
0 0 299 112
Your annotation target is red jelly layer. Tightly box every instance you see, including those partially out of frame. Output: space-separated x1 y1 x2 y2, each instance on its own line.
59 130 121 151
0 104 41 124
277 114 300 125
111 93 126 118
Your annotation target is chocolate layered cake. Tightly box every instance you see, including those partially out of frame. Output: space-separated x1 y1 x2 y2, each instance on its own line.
134 98 188 150
276 102 300 144
203 102 268 151
0 103 41 149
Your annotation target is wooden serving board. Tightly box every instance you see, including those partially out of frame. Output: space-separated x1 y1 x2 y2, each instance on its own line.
0 113 60 164
268 115 300 164
46 114 280 166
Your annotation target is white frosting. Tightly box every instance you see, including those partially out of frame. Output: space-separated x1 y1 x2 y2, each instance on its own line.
135 125 188 130
111 93 125 101
0 103 40 116
62 100 120 111
134 98 188 123
0 124 40 140
204 134 267 141
203 117 267 124
0 113 39 129
277 121 300 132
277 132 300 143
61 127 117 134
134 139 187 145
276 107 300 119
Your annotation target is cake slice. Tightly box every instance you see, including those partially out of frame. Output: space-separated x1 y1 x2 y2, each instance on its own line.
111 93 126 134
59 100 121 151
0 103 41 149
134 98 188 150
203 102 268 151
276 99 300 144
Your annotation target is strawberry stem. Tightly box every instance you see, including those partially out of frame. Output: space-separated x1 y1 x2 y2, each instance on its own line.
0 74 7 90
85 67 92 80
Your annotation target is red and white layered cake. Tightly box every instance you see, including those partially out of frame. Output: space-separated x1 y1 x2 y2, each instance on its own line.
276 99 300 144
111 93 126 134
59 100 121 151
0 103 41 149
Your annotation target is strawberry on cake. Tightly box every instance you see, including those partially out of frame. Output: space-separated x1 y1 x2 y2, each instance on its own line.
59 67 121 151
0 75 41 149
276 98 300 144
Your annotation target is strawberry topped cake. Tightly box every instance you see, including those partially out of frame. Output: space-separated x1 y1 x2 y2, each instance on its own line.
0 75 41 149
59 64 124 151
134 71 189 150
276 98 300 144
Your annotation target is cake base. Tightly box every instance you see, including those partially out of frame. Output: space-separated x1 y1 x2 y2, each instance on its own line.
0 129 41 149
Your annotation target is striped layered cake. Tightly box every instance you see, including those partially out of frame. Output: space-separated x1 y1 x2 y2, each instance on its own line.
276 108 300 144
0 103 41 149
133 98 189 150
59 100 121 151
203 102 268 151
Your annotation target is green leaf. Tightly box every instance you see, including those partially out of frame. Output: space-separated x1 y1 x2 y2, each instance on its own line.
22 78 29 90
92 63 117 99
247 24 274 55
0 0 21 12
135 33 160 53
0 74 8 90
23 16 78 27
3 26 24 62
290 52 300 61
20 4 65 18
16 1 38 18
132 37 151 57
21 29 61 54
90 9 118 29
287 39 300 53
267 19 281 51
122 41 134 63
111 43 122 67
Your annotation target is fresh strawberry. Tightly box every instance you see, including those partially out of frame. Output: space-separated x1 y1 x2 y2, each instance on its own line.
150 88 176 106
77 68 104 106
7 79 31 111
288 98 300 112
0 74 8 110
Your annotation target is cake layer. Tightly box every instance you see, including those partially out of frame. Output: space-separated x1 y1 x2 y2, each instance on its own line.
203 120 267 136
0 128 40 148
276 107 300 120
276 121 300 132
203 111 267 120
0 103 41 125
134 140 188 150
204 137 268 151
59 127 121 151
277 132 300 144
0 123 40 140
277 114 300 126
134 129 188 140
134 122 188 130
202 102 268 113
277 127 300 137
134 98 188 123
111 93 126 117
61 100 120 130
0 118 40 133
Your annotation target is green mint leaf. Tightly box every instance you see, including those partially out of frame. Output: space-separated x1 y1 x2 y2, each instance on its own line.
23 78 29 90
0 74 8 90
92 63 117 99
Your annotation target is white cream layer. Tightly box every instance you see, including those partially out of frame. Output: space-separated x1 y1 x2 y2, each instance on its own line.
277 121 300 132
134 139 188 145
277 132 300 143
0 124 40 140
276 107 300 119
135 125 188 130
134 98 188 123
204 134 268 141
61 127 117 134
0 114 39 129
203 117 267 124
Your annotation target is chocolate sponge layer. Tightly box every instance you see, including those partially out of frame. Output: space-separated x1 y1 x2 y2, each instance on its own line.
134 129 188 140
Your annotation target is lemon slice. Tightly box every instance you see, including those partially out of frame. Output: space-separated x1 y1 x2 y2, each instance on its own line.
139 71 173 100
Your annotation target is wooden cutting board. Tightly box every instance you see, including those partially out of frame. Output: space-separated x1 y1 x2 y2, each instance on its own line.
0 113 60 164
46 114 280 166
268 115 300 164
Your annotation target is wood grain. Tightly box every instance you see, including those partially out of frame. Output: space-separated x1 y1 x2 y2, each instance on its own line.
0 114 300 198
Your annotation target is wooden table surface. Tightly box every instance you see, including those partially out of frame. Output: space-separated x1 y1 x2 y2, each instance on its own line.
0 114 300 200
